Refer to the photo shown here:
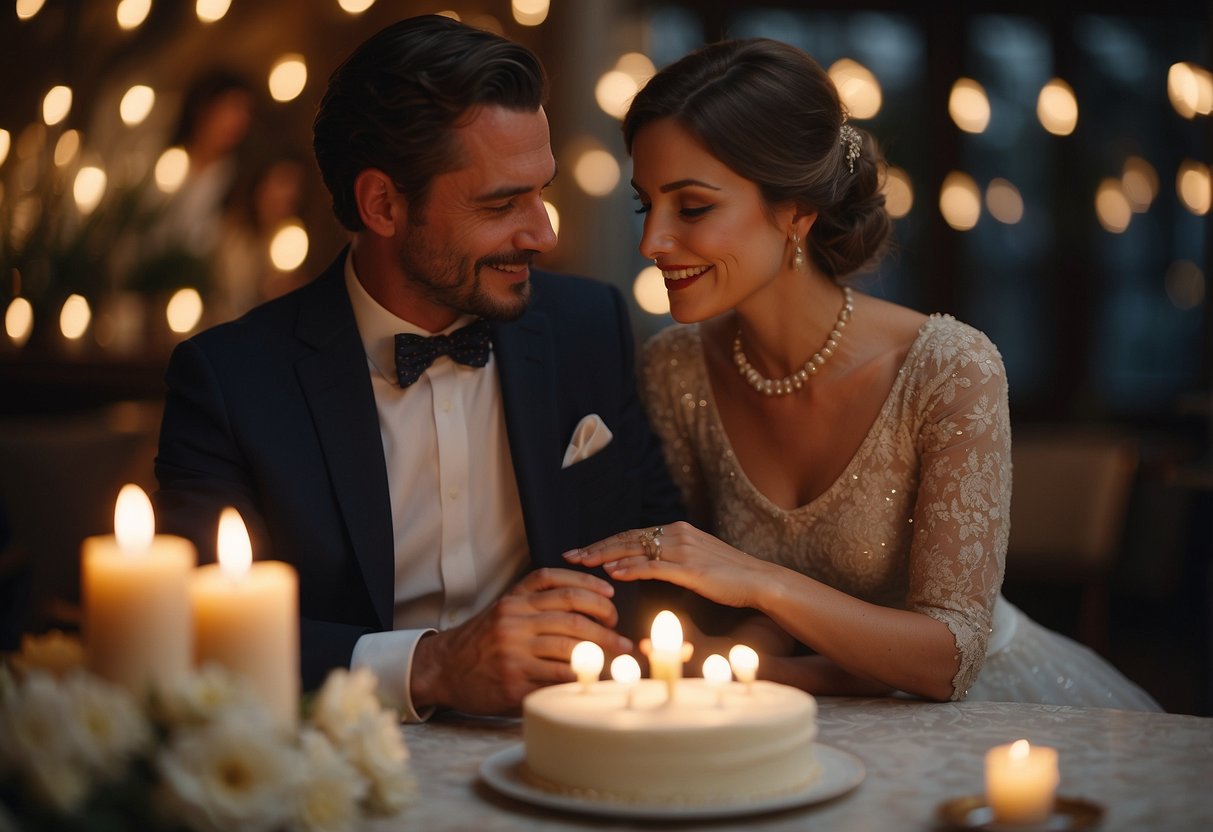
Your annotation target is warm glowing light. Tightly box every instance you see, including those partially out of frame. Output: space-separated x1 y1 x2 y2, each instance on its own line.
883 166 913 219
114 484 155 553
53 129 80 167
702 653 732 685
166 288 204 333
0 129 10 166
1167 62 1213 119
633 265 670 315
42 86 72 126
59 294 91 340
650 610 683 652
217 507 253 581
617 52 656 83
727 644 759 685
1120 157 1158 213
73 166 107 214
596 70 639 120
119 85 155 126
155 147 190 193
572 147 620 197
1095 178 1132 233
116 0 152 30
1177 160 1212 215
1037 79 1078 136
16 0 46 20
985 178 1024 225
828 58 882 120
270 222 309 271
570 640 605 690
195 0 231 23
610 654 641 685
436 10 460 21
512 0 550 26
948 78 991 134
5 297 33 347
1165 260 1205 311
338 0 377 12
543 200 560 238
268 55 307 103
1010 739 1030 760
939 171 982 231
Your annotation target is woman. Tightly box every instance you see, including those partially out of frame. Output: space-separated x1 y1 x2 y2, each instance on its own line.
565 38 1160 710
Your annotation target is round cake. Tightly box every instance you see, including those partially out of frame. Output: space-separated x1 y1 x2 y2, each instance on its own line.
522 678 819 805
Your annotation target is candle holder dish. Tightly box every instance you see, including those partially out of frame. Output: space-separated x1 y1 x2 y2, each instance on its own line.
936 794 1105 830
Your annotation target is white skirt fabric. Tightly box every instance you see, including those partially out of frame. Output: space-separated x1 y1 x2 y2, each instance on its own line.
965 595 1163 712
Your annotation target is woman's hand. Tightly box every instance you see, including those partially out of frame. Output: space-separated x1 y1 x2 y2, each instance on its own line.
563 521 777 610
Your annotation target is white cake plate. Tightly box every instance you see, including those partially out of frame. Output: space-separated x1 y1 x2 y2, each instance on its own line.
480 742 865 820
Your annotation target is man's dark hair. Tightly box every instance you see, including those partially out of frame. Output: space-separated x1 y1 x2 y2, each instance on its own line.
313 14 548 231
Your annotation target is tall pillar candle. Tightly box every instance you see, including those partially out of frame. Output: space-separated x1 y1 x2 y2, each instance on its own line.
189 508 300 729
82 484 195 695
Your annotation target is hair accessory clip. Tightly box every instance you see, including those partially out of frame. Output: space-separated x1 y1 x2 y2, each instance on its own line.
839 123 861 174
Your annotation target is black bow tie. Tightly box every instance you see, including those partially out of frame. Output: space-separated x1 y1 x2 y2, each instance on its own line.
394 318 492 388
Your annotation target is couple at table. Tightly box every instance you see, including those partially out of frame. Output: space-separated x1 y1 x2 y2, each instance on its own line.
153 15 1161 721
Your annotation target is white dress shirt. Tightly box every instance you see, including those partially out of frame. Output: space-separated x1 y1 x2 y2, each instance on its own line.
344 255 529 721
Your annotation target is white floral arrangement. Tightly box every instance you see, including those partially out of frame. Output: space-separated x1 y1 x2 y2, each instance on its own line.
0 633 414 832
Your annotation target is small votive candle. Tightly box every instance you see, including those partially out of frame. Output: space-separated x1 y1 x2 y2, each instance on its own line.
610 654 641 708
728 644 759 693
570 641 604 692
702 653 731 707
985 739 1059 824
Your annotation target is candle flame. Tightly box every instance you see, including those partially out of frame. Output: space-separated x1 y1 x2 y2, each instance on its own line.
650 610 683 651
702 653 731 686
728 644 759 678
610 654 640 685
217 507 252 580
1010 739 1030 760
570 640 605 677
114 484 154 553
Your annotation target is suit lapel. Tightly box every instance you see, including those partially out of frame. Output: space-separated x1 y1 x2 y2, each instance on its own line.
492 309 565 568
294 256 395 630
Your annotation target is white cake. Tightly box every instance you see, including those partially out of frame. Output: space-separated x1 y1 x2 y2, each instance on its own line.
522 678 819 805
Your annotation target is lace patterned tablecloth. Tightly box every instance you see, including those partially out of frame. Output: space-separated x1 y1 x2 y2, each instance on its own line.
373 697 1213 832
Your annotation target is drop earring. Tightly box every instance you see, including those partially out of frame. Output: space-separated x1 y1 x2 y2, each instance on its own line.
792 232 806 271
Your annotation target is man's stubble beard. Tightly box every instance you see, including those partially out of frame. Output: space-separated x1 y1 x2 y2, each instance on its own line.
397 223 532 323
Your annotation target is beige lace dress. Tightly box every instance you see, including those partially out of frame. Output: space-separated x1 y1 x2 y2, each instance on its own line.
641 315 1161 711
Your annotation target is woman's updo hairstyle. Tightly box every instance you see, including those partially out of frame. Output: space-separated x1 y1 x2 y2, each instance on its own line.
623 38 890 279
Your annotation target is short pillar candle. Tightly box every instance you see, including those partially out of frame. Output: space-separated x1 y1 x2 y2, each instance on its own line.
985 739 1059 824
189 508 300 729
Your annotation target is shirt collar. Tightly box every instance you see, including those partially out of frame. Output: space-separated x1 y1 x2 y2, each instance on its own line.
343 251 476 386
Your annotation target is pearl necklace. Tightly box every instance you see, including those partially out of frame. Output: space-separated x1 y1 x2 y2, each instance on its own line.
733 286 854 396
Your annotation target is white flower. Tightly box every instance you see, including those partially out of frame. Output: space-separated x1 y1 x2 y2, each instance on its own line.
22 752 91 814
289 729 367 832
310 667 381 745
154 663 268 728
157 708 303 832
342 710 415 815
0 671 90 774
60 670 151 776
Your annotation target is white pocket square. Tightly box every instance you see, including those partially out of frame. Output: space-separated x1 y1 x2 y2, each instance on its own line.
562 413 614 469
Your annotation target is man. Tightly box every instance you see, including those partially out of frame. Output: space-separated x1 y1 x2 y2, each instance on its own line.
154 15 682 721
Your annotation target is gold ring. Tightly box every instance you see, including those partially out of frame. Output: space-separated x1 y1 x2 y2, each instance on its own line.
650 536 662 561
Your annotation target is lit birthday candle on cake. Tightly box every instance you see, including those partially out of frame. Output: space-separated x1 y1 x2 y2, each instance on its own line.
985 739 1059 824
82 484 195 694
646 610 692 702
189 508 300 728
728 644 759 693
570 640 604 693
702 653 731 707
610 654 641 708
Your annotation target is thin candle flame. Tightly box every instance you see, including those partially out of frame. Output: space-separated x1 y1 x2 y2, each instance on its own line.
1010 739 1030 761
217 507 252 580
650 610 682 651
114 484 154 554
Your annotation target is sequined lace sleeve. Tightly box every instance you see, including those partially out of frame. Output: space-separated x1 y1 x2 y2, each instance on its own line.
906 319 1012 699
639 327 713 530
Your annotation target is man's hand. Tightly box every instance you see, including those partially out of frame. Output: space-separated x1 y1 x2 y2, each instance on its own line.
409 567 632 715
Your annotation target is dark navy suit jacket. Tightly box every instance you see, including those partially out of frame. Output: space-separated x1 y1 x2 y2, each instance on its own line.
154 252 684 690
